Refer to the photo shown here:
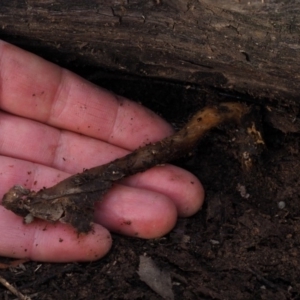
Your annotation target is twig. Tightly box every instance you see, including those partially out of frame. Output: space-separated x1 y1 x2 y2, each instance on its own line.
0 275 31 300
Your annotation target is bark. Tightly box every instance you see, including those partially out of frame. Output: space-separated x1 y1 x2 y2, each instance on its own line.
0 0 299 124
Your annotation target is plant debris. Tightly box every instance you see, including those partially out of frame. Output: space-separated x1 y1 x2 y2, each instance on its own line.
0 274 31 300
2 102 247 233
138 256 174 300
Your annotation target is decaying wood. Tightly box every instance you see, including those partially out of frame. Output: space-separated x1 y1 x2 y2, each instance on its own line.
2 102 247 233
0 1 299 114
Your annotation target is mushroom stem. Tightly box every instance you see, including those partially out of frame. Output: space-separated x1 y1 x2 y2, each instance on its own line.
2 102 247 233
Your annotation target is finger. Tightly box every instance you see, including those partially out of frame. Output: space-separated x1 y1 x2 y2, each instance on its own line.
0 111 128 173
0 157 69 196
0 207 112 262
95 185 178 239
0 157 178 239
0 125 204 217
121 164 205 217
0 40 173 150
0 112 204 216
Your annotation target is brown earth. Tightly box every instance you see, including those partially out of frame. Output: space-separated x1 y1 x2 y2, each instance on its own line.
0 67 300 300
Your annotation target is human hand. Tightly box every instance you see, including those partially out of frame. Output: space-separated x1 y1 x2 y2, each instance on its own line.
0 41 204 262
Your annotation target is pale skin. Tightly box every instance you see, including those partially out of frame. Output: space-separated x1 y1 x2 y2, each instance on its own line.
0 41 204 262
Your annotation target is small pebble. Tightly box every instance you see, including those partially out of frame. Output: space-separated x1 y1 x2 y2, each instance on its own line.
210 239 220 245
260 285 266 290
278 201 286 209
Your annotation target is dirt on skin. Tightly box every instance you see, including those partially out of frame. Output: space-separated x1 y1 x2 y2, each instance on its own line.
0 67 300 300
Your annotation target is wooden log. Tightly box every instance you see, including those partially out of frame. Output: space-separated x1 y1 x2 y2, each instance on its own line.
0 0 299 129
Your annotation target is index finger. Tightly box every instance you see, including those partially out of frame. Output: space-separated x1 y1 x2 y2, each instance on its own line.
0 41 173 150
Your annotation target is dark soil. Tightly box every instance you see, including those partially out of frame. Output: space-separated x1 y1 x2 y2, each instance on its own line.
1 65 300 300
